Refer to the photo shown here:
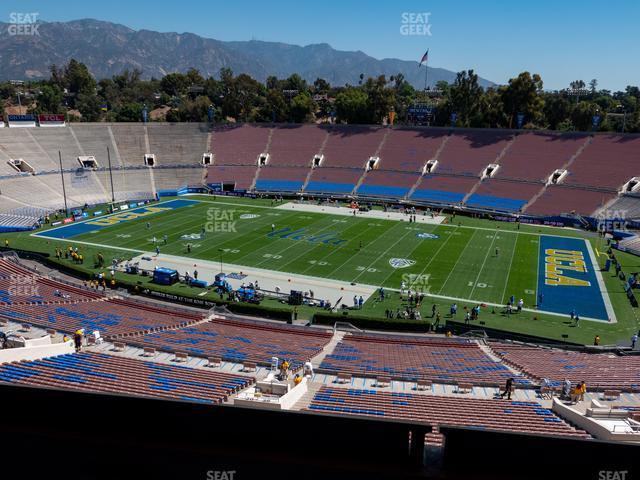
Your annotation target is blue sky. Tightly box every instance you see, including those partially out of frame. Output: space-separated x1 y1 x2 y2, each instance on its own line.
3 0 639 91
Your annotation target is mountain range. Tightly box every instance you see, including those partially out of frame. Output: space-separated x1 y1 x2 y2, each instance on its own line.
0 19 494 89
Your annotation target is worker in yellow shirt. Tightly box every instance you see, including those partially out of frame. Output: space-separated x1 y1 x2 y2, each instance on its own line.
578 381 587 402
279 359 290 380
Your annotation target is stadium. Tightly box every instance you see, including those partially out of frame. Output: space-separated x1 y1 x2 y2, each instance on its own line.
1 4 639 480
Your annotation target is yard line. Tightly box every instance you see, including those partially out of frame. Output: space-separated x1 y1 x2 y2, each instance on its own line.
350 227 415 283
109 207 214 249
194 196 596 238
298 221 380 275
187 198 286 210
500 234 519 304
469 231 498 299
437 230 477 295
535 235 541 306
31 237 144 254
347 222 441 286
194 197 593 240
240 216 346 267
377 224 454 290
195 209 304 258
324 222 409 279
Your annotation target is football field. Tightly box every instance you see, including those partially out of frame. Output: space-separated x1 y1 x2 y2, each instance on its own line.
35 197 614 322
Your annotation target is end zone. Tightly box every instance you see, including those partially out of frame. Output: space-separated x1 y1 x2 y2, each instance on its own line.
537 235 616 323
33 199 200 240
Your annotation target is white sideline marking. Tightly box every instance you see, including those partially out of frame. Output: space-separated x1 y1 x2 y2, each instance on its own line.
500 234 519 304
438 230 478 294
383 286 613 324
274 202 447 225
404 225 458 290
470 231 497 299
584 239 617 323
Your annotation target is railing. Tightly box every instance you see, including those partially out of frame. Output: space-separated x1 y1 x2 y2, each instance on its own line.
333 321 363 333
460 330 488 340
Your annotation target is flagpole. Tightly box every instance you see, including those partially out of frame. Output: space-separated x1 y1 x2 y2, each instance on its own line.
424 59 428 91
422 49 430 91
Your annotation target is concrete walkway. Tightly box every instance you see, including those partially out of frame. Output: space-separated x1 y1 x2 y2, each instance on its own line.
127 253 378 306
275 202 446 225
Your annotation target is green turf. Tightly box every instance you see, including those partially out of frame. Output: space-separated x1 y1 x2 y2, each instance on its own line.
4 194 640 345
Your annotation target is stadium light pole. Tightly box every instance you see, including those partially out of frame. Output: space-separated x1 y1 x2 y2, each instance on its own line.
58 151 69 217
567 88 589 104
283 89 298 123
106 146 115 204
618 104 627 133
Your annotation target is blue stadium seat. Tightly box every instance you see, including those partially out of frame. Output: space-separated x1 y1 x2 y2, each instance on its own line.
305 182 355 194
411 189 466 203
356 185 409 198
465 194 528 211
254 180 303 191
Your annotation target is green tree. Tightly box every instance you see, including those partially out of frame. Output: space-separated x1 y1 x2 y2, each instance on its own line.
571 101 600 131
289 92 316 122
257 89 287 122
449 70 483 127
543 93 571 130
160 73 190 97
76 92 102 122
64 59 96 95
115 103 144 122
35 85 63 113
362 75 395 124
335 88 369 124
500 72 544 128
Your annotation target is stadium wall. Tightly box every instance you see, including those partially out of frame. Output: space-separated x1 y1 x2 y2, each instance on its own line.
1 383 635 479
0 224 39 233
0 383 424 479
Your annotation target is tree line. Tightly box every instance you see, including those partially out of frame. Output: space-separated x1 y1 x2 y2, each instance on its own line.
1 59 638 133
